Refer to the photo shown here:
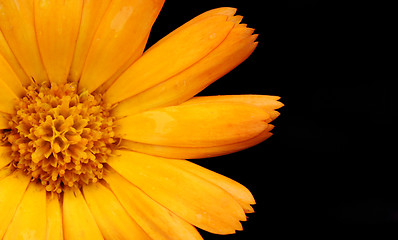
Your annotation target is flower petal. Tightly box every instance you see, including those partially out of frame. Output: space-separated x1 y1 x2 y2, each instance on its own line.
0 31 30 86
183 95 284 111
69 0 112 82
104 14 236 104
169 160 256 213
78 0 165 93
82 182 150 240
0 79 18 114
0 0 48 83
115 102 269 147
0 146 12 169
3 182 46 240
184 95 283 121
34 0 83 84
107 150 246 234
0 171 30 239
146 7 237 50
0 165 13 180
0 54 25 97
46 193 63 240
117 94 283 158
111 23 258 117
120 126 273 159
105 169 203 240
0 112 8 129
62 187 104 240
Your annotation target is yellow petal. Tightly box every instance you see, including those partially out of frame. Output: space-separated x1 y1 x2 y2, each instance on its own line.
184 95 283 122
3 182 46 240
69 0 112 82
0 78 18 114
183 95 284 111
146 7 237 50
104 14 235 104
105 169 203 240
46 193 63 240
108 150 246 234
227 15 244 24
34 0 83 84
120 126 273 159
0 0 48 83
82 182 151 240
0 165 13 180
0 171 31 239
63 187 104 240
116 102 269 147
169 160 256 213
0 120 7 129
0 146 12 169
78 0 165 93
112 24 258 117
0 112 10 129
0 52 25 97
0 31 30 86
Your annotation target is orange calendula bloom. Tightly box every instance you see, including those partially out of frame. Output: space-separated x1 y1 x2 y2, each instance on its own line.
0 0 282 239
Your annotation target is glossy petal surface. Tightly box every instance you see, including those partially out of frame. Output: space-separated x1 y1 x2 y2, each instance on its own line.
116 102 269 147
3 182 47 240
34 0 83 84
104 15 235 104
108 150 246 234
78 0 164 93
0 0 48 82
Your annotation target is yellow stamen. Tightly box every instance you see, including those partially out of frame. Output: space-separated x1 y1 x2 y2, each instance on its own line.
4 82 116 192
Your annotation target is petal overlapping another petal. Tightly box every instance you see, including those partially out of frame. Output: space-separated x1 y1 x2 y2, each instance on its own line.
0 171 31 239
62 187 104 240
108 150 246 234
148 7 238 50
0 76 19 114
3 182 47 240
0 146 12 169
82 183 151 240
0 31 30 86
183 95 284 112
105 169 203 240
0 53 25 97
120 124 274 160
0 0 48 83
104 9 239 106
69 0 112 82
0 112 8 129
115 101 270 148
119 95 282 159
184 95 283 122
46 194 63 240
78 0 165 93
168 160 256 213
34 0 83 84
109 9 259 117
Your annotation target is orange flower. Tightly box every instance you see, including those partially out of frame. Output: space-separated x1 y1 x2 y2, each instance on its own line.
0 0 282 239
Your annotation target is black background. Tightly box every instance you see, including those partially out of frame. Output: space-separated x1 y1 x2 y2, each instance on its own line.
147 1 394 239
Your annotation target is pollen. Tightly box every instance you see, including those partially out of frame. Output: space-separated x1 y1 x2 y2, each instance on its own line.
4 82 116 193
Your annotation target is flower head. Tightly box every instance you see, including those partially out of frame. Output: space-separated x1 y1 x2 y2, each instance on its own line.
0 0 282 239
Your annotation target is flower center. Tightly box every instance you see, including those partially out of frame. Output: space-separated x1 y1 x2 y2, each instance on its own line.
4 82 116 193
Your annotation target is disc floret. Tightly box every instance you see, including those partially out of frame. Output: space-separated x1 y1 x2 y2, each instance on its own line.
5 82 116 193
